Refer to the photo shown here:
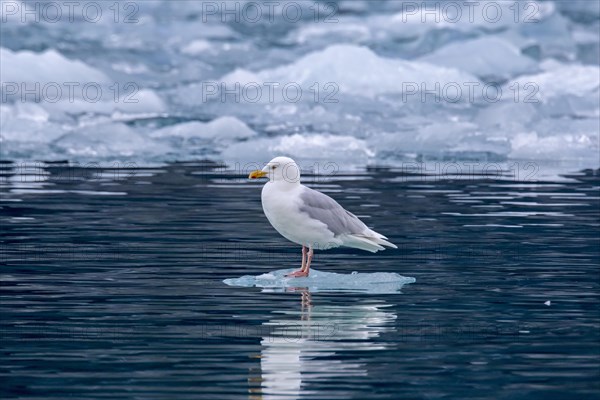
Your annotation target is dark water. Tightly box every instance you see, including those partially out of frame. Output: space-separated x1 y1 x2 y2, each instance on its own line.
1 162 599 399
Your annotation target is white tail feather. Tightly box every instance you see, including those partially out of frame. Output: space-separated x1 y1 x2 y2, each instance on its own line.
367 229 398 249
341 229 398 253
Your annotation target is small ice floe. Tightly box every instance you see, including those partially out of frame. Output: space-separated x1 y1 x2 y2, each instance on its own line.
223 268 415 294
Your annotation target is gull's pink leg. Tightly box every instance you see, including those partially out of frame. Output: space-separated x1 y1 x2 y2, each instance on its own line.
304 247 314 276
286 246 309 277
302 245 307 269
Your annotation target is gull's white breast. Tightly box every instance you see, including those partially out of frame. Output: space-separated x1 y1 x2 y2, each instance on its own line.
261 183 341 249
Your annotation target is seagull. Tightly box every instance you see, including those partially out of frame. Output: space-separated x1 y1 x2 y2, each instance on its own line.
249 156 397 278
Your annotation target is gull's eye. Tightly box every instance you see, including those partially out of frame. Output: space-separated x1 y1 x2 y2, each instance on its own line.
272 165 277 170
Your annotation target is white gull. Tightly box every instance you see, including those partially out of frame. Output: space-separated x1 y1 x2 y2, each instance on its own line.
249 156 397 277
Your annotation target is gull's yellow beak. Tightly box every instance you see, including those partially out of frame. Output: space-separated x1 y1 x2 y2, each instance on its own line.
248 170 268 179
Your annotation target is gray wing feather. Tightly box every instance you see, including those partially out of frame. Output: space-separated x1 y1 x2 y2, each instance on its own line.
299 187 368 236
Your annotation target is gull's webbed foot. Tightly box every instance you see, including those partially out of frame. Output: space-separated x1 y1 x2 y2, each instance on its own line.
285 269 309 278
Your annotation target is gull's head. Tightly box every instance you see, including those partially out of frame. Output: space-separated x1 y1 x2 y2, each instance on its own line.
248 156 300 184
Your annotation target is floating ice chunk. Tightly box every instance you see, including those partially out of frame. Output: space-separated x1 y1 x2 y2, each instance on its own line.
537 59 563 72
419 37 538 80
0 48 110 85
555 1 600 22
367 117 512 162
291 1 555 48
111 62 151 75
222 133 374 165
181 39 213 55
39 88 166 116
292 23 372 44
493 10 575 61
370 119 468 151
150 116 256 140
110 89 166 114
0 104 68 143
474 99 598 163
506 63 599 101
0 47 166 115
11 103 49 123
53 123 166 158
221 68 261 85
220 45 479 99
475 102 538 133
509 131 598 162
503 63 600 118
223 268 415 293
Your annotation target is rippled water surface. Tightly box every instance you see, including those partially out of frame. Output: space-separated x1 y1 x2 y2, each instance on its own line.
1 163 599 399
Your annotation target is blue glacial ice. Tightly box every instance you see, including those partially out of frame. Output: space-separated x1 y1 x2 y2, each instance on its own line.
0 0 598 168
223 269 415 294
418 37 539 80
219 44 479 99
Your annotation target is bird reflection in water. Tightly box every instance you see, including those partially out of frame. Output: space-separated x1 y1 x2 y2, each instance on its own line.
248 287 397 399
